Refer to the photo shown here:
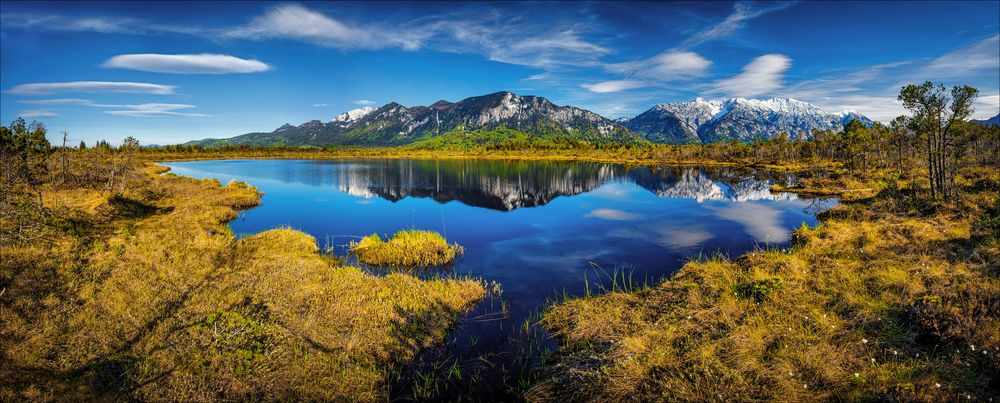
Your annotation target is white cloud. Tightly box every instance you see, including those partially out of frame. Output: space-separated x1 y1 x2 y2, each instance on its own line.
974 94 1000 119
224 4 422 50
607 50 711 84
7 81 175 95
102 53 270 74
581 80 644 93
19 110 58 119
354 99 376 105
313 103 328 107
105 103 206 117
711 54 791 97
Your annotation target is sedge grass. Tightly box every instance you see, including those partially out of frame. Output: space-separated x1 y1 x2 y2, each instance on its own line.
349 229 464 268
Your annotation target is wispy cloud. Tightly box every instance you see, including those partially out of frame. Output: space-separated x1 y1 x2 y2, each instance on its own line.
354 99 376 105
0 13 204 36
102 53 270 74
710 54 791 97
20 98 95 105
18 98 206 118
777 34 1000 121
581 80 644 93
4 4 610 70
105 103 206 117
922 34 999 79
7 81 175 95
18 110 58 118
580 2 790 94
312 103 328 107
608 50 712 82
681 2 795 49
223 4 423 50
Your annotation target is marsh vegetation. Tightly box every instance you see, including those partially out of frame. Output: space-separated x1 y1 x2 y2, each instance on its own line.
350 230 464 268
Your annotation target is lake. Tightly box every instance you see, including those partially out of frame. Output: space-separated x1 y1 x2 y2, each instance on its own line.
161 158 835 397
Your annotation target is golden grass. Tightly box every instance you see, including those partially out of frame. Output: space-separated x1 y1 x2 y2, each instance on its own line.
350 230 464 268
0 163 485 401
529 172 1000 401
142 146 836 172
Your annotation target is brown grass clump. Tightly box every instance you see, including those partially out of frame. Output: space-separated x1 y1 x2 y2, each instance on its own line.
0 163 484 401
529 171 1000 401
350 230 464 268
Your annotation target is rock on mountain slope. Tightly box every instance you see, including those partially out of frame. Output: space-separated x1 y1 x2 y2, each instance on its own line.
628 97 874 144
187 92 642 147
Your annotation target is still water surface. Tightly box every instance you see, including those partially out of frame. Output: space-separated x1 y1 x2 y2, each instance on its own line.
161 158 834 396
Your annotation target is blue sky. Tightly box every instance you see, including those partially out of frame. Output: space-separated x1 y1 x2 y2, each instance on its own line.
1 1 998 145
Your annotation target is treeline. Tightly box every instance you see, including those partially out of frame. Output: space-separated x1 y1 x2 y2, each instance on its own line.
3 82 998 206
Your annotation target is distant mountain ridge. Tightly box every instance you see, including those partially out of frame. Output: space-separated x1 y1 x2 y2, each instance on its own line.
187 92 876 147
627 97 874 144
187 92 641 147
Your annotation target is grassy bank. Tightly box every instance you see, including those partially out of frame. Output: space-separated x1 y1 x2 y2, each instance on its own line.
0 162 485 401
138 144 832 172
528 168 999 401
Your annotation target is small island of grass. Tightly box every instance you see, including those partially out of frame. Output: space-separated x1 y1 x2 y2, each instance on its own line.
350 230 464 268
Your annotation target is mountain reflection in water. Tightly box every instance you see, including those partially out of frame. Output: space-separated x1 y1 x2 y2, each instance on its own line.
203 159 802 211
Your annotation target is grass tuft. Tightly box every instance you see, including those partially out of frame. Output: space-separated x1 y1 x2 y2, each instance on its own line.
349 230 464 268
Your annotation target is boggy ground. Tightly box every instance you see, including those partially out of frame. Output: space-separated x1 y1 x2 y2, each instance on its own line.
0 164 484 401
528 168 999 401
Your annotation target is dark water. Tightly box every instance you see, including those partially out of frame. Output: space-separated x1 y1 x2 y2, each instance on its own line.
161 158 835 398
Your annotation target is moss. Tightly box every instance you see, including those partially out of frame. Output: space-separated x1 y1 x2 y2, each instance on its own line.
349 230 464 268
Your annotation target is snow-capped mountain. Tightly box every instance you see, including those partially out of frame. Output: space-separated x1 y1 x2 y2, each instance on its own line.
188 92 641 147
628 98 722 144
332 107 375 124
628 97 874 144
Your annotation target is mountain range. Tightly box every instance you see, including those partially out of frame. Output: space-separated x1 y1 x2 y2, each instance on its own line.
188 92 641 147
186 92 875 147
623 97 873 144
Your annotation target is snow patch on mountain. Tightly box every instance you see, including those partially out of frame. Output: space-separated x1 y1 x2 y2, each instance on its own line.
332 106 376 123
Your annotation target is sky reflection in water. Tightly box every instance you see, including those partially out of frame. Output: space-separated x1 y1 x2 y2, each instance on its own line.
162 158 835 382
